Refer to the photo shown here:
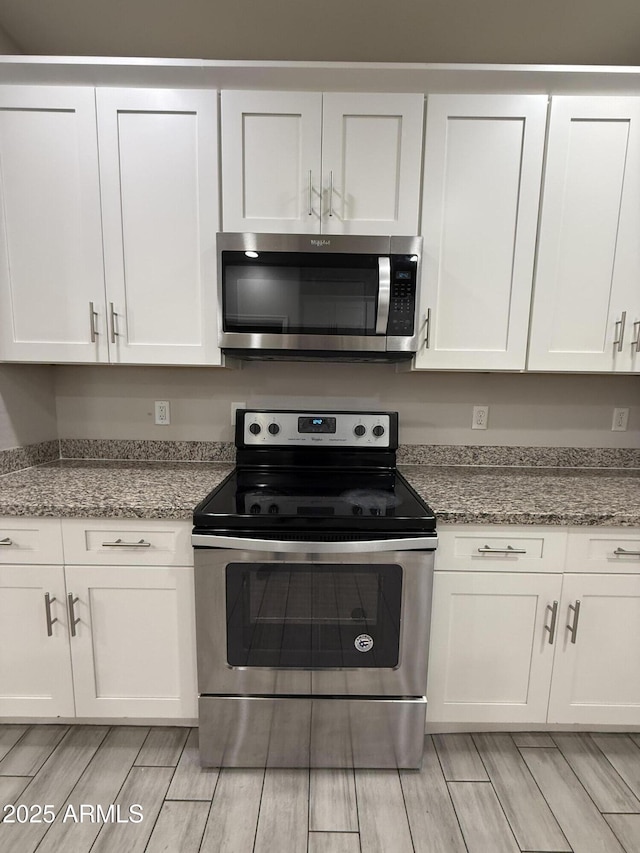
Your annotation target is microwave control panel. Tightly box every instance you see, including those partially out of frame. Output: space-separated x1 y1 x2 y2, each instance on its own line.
387 260 417 335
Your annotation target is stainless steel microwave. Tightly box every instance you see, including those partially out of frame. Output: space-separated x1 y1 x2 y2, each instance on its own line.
217 233 422 361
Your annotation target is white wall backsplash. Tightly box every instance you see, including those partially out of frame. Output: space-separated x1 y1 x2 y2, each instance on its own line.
0 364 58 450
54 364 640 448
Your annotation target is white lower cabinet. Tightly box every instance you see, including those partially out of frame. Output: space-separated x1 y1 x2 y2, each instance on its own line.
547 573 640 725
0 564 75 717
0 517 197 720
427 571 562 723
427 525 640 727
65 564 197 718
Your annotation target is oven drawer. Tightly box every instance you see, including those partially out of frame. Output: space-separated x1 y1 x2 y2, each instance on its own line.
199 696 426 768
436 524 567 572
0 517 63 564
61 518 192 566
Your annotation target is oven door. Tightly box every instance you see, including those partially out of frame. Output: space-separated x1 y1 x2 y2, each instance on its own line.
193 538 435 698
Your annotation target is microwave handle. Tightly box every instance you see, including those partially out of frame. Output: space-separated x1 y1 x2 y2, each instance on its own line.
376 257 391 333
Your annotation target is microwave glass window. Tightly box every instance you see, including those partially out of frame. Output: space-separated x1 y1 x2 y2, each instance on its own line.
223 262 379 335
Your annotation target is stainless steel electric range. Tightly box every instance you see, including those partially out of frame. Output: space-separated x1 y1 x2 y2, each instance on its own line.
192 409 437 769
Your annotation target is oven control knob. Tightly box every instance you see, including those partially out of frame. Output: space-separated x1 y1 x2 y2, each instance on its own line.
353 424 366 437
352 505 363 515
268 504 279 514
249 422 262 435
372 425 385 437
354 633 374 653
370 507 381 516
249 503 261 514
268 423 280 435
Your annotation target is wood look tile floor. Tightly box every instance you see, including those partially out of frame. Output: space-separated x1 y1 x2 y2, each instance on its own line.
1 726 640 852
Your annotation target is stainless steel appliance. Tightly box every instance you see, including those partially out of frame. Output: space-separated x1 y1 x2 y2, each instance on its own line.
217 233 422 361
192 410 437 769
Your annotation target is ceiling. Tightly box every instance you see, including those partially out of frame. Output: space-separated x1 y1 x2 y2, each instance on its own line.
0 0 640 65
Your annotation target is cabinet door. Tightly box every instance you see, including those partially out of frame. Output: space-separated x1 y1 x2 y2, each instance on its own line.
221 90 322 233
65 565 197 718
416 95 547 370
548 574 640 725
321 93 423 236
0 565 75 716
96 88 220 365
0 86 108 363
528 97 640 372
426 571 562 723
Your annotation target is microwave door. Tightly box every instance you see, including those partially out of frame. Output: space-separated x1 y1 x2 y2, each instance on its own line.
376 257 391 334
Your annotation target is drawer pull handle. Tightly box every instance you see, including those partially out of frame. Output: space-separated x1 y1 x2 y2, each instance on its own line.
567 600 581 644
101 538 151 548
44 593 58 637
613 547 640 557
477 545 527 555
0 537 13 546
545 600 559 645
67 593 80 638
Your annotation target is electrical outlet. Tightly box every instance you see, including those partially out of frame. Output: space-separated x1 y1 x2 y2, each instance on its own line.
472 405 489 430
612 407 629 432
231 402 246 425
154 400 170 425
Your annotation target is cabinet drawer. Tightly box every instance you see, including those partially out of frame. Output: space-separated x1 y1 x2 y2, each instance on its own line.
435 524 567 572
61 518 193 566
0 517 63 564
566 528 640 573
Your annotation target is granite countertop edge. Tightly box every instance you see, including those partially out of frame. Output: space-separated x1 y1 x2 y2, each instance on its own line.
0 459 638 528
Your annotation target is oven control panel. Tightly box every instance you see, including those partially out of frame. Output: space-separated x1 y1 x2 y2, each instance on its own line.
240 410 395 447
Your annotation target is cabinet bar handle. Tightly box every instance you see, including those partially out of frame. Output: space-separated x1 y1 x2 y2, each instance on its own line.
109 302 119 344
0 537 13 546
567 600 581 644
614 311 626 352
328 171 334 217
308 170 313 216
424 309 431 349
89 302 99 343
44 593 58 637
67 593 80 638
545 600 559 644
101 538 151 548
633 321 640 353
614 547 640 557
477 544 527 555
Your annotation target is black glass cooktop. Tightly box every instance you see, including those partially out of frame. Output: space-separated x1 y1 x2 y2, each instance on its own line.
193 468 436 535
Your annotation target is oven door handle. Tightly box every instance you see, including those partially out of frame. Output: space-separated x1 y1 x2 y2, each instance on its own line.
375 257 391 334
192 533 437 553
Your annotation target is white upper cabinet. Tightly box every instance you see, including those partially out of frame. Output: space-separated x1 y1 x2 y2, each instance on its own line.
415 95 547 371
321 93 423 235
0 86 109 363
221 90 424 235
96 88 220 365
221 91 323 234
528 97 640 373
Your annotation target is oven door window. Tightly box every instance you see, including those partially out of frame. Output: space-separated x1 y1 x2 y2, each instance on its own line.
226 563 402 668
222 253 380 336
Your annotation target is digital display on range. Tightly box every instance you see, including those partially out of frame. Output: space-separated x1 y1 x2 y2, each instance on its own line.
298 416 337 434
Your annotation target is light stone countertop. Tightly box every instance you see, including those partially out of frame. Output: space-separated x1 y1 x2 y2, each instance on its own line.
0 459 638 526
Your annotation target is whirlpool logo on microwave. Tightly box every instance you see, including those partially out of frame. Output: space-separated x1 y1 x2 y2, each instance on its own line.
310 239 331 247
